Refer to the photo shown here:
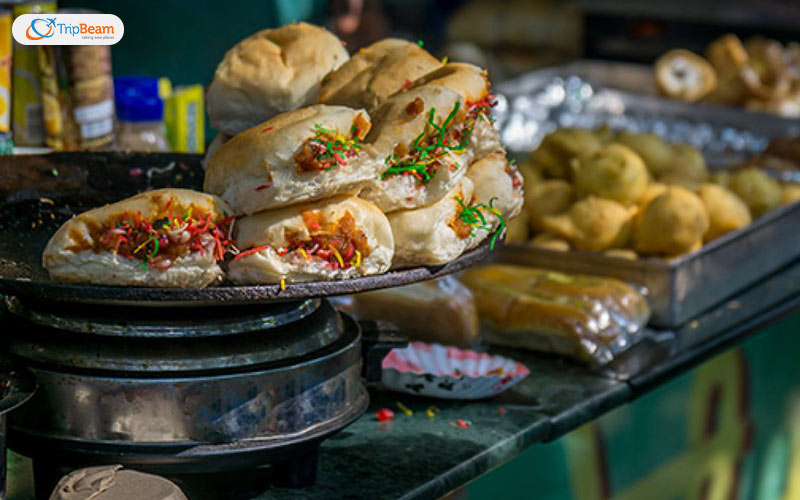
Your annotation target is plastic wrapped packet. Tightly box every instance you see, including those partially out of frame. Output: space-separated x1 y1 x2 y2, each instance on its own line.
460 264 650 365
331 276 480 347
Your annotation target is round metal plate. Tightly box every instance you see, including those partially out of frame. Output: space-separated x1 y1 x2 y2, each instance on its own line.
4 296 321 337
0 239 496 307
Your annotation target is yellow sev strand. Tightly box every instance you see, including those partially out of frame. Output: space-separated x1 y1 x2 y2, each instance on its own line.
396 401 413 416
353 250 362 268
280 278 286 291
298 248 310 260
328 244 345 268
133 239 150 253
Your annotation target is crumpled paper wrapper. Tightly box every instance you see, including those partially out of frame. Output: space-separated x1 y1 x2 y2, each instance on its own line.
49 465 187 500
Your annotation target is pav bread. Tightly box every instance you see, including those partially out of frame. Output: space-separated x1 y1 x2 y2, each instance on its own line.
318 38 440 111
406 62 501 158
228 195 393 284
204 105 377 215
43 189 234 288
358 85 478 212
207 23 349 136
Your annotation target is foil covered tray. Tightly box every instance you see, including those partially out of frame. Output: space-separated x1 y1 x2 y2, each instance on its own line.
493 65 800 328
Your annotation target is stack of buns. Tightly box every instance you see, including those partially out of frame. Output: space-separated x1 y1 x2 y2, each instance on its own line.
43 23 523 288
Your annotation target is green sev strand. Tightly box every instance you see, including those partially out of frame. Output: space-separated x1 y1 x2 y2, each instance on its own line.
454 196 506 251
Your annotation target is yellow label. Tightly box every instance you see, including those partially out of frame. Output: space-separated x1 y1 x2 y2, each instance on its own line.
0 12 11 133
164 84 204 153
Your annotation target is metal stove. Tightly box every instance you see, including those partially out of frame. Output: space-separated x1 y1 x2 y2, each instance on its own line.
0 296 401 499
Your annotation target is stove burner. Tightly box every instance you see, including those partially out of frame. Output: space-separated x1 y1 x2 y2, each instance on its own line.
4 296 321 337
0 298 401 498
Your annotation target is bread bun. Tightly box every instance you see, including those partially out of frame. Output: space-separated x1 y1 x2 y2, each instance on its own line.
318 38 440 111
358 85 475 212
465 150 524 220
204 105 378 215
406 62 501 158
207 23 349 136
43 189 234 287
201 132 230 170
228 196 393 284
387 172 507 268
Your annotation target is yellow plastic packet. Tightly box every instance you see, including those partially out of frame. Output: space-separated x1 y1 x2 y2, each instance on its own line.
164 84 204 153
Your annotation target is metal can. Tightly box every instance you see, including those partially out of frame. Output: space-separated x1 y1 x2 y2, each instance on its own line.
11 2 56 147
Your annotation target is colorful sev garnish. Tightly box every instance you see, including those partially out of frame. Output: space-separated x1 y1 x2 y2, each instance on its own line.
71 200 235 272
426 406 440 418
396 401 414 416
381 102 470 185
452 195 506 250
232 210 370 271
294 117 368 174
451 418 471 429
376 408 395 422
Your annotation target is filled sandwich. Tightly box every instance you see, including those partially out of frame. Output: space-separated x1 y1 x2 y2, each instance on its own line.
388 150 523 267
204 105 378 215
228 195 393 284
43 189 235 288
358 85 479 212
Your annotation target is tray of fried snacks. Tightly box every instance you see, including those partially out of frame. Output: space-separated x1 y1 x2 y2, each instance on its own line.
459 264 650 366
492 71 800 327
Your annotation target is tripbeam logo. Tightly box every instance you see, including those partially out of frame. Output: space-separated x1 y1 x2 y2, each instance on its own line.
26 18 56 40
12 13 123 45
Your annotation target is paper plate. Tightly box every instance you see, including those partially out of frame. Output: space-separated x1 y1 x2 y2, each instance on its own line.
380 342 530 400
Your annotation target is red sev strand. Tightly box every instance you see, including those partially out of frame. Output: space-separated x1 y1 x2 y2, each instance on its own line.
233 245 270 261
254 184 271 191
261 126 275 133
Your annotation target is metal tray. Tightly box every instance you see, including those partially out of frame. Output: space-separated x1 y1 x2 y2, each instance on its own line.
0 153 495 306
493 64 800 327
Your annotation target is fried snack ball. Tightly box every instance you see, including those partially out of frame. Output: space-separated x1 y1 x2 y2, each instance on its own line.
525 179 575 231
604 248 639 260
529 128 604 179
640 182 668 208
516 157 543 187
505 208 530 244
571 143 649 204
542 197 633 252
710 170 732 188
728 167 782 217
634 186 709 256
615 131 674 178
657 143 710 189
592 124 615 144
696 183 752 242
655 49 718 102
782 182 800 206
529 233 570 251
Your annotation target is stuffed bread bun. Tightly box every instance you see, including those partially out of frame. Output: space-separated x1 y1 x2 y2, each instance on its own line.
388 154 516 268
204 105 377 215
228 195 393 284
405 62 501 158
43 189 234 288
207 23 349 136
465 150 524 220
359 85 478 212
318 38 440 111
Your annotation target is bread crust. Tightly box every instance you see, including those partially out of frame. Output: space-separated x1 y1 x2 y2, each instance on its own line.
228 195 393 284
207 23 349 136
43 189 233 287
318 38 440 111
204 105 380 215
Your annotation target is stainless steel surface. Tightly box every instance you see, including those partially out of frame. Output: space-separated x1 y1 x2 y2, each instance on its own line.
7 314 364 448
1 300 345 372
0 362 36 500
495 65 800 327
4 297 321 337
